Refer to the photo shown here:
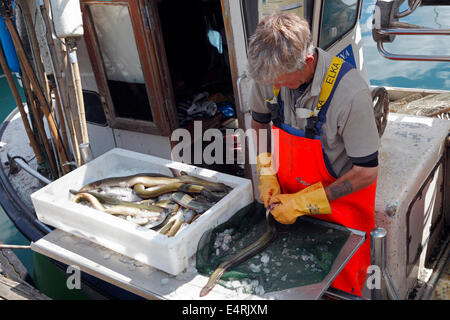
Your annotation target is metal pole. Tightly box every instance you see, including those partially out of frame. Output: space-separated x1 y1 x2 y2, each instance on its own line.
67 38 89 146
17 0 51 103
51 82 71 156
0 244 31 250
41 0 80 165
370 227 388 300
62 39 83 162
3 17 70 175
21 69 60 178
0 43 44 165
9 155 53 185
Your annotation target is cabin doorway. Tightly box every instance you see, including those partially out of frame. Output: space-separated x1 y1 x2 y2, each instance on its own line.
156 0 242 176
81 0 242 175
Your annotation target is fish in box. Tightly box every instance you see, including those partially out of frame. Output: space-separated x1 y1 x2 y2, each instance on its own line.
30 148 253 275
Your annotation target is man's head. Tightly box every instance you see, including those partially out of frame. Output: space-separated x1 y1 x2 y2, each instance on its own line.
248 13 316 88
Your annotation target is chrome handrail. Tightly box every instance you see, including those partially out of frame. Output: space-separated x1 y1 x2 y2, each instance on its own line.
370 227 400 300
373 0 450 62
377 26 450 36
396 0 422 18
377 41 450 61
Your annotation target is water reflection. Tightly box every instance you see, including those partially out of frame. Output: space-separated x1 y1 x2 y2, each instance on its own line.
0 75 34 276
361 0 450 90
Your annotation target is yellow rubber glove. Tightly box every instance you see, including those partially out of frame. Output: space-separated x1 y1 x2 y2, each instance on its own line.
269 182 332 224
257 153 281 208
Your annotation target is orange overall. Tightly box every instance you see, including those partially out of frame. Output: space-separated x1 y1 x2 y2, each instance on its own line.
269 58 376 296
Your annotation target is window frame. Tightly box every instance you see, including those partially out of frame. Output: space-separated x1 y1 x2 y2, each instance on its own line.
80 0 177 136
318 0 362 50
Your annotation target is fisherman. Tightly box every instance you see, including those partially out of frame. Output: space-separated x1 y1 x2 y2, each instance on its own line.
248 13 379 297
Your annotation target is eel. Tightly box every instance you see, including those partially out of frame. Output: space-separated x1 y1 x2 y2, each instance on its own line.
199 208 277 297
170 192 213 214
79 172 230 193
134 183 225 202
157 207 196 237
79 173 173 191
71 192 167 228
69 189 165 213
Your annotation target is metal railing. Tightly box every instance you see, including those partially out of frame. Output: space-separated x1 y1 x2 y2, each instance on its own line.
372 0 450 61
370 227 400 300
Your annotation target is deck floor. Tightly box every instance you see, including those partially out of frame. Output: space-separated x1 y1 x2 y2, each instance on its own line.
431 256 450 300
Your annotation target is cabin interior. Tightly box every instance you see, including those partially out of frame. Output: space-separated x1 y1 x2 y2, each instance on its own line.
157 0 233 118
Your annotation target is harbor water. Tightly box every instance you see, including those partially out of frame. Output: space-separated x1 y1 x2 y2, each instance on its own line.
361 0 450 90
0 71 34 276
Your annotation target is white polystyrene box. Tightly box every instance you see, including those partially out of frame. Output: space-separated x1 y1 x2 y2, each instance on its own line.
31 148 253 275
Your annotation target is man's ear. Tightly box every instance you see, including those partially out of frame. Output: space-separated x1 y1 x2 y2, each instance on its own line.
305 54 315 65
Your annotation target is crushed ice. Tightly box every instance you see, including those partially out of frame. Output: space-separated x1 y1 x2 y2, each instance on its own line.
223 278 265 296
213 228 234 254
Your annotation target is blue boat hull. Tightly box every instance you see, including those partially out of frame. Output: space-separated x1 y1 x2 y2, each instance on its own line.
0 16 20 74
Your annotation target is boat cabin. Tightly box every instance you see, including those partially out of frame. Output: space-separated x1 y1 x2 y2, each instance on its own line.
0 0 448 300
73 0 368 178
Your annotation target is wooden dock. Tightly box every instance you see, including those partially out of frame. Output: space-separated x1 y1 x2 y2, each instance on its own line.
0 274 50 300
0 247 50 300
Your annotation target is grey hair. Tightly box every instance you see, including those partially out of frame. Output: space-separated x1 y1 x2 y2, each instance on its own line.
247 13 315 85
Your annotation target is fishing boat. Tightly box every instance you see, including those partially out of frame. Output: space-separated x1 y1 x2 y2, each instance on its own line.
0 0 448 300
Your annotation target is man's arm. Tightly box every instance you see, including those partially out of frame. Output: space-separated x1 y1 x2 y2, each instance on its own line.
327 85 380 201
324 165 378 201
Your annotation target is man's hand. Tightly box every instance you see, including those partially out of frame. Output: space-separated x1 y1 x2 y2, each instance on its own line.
269 182 331 224
257 153 281 208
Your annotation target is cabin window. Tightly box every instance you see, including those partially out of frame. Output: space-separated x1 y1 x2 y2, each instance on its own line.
82 0 238 139
89 4 152 122
319 0 360 49
81 0 176 136
242 0 314 47
81 0 243 175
